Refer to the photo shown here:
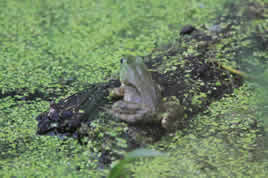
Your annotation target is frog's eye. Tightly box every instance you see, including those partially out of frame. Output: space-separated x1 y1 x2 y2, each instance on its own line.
120 58 127 64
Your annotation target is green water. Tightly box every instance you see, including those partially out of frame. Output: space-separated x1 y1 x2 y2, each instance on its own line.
0 0 267 177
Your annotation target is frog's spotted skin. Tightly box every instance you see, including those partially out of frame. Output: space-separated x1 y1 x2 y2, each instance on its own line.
109 56 184 131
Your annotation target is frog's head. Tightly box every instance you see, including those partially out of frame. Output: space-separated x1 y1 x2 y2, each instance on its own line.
119 56 148 87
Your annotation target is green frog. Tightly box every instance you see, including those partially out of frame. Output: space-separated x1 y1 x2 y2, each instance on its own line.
109 56 184 131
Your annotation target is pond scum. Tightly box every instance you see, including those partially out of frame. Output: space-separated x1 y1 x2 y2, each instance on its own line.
0 0 267 177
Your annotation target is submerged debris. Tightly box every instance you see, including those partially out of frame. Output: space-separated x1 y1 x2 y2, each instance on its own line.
36 20 243 162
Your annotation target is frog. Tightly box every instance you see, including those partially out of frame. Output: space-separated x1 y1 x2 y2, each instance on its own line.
109 56 184 132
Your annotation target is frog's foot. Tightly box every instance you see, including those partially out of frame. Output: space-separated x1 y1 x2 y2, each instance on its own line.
161 113 174 131
161 97 184 132
110 101 152 124
161 112 183 132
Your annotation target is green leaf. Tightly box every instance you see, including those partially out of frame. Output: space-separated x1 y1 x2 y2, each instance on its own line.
108 148 165 178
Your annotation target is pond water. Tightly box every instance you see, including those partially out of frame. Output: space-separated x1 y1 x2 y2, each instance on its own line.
0 0 267 177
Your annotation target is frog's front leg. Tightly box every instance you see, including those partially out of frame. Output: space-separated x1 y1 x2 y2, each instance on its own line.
112 101 152 124
109 86 124 99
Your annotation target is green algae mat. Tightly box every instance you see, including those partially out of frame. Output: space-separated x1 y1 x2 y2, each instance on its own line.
0 0 267 177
